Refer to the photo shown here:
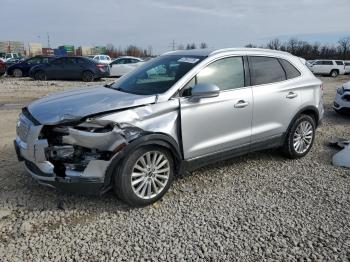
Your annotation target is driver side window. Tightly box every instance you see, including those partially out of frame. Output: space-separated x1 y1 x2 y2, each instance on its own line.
181 56 245 97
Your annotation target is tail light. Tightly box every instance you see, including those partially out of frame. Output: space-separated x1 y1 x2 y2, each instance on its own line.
320 83 324 92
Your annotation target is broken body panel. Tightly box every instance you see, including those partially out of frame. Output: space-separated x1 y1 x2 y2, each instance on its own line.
15 89 181 194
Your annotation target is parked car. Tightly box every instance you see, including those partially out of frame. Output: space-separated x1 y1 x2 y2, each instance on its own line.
7 56 55 77
5 57 24 68
14 48 323 206
344 61 350 74
306 60 315 67
29 56 110 81
109 56 144 77
333 81 350 114
308 59 345 77
87 55 112 64
0 60 6 76
1 53 21 62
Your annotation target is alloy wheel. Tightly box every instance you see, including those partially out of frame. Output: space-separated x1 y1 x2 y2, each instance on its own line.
131 151 170 200
293 120 313 154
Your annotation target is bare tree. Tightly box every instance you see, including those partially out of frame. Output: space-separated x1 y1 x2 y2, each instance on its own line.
245 36 350 60
177 44 184 50
338 37 350 60
200 42 208 49
245 43 257 48
266 38 281 50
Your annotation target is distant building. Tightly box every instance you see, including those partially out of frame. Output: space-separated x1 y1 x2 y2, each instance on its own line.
93 46 107 55
0 41 25 55
42 48 54 56
76 46 93 56
29 43 43 56
58 45 75 56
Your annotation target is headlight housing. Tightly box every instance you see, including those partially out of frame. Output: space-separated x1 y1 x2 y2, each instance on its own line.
337 86 345 95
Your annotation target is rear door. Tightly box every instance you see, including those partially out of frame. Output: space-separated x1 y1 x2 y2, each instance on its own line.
180 56 253 159
64 57 83 79
45 57 65 79
248 56 302 146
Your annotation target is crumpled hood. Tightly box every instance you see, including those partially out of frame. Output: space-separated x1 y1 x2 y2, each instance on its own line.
28 86 156 125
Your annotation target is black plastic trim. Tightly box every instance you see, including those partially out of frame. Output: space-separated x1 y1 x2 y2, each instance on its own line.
104 133 182 187
22 107 41 125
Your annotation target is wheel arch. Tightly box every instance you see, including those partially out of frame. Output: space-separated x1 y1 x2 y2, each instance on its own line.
103 133 182 188
330 68 339 74
285 105 320 141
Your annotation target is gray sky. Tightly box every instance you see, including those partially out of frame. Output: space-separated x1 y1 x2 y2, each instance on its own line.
1 0 350 54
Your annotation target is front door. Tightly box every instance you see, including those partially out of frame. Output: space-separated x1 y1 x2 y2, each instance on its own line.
180 56 253 160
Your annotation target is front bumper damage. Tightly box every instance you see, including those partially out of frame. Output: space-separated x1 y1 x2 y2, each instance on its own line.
333 89 350 113
14 113 140 194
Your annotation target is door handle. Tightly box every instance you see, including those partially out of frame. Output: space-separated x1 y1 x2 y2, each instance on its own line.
286 92 298 99
234 100 249 108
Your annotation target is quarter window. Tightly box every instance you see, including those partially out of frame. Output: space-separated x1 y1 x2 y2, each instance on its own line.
196 57 245 91
279 59 301 79
335 61 344 65
250 56 286 85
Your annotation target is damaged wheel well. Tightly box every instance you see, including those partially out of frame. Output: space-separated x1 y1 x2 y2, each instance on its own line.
104 133 183 188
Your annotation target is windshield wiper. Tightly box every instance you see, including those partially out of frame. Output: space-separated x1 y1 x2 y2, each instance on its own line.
103 83 114 88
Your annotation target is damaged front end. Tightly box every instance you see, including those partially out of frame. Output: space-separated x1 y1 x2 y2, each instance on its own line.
15 112 146 194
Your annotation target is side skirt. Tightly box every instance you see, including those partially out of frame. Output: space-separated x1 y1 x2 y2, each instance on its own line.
182 134 285 172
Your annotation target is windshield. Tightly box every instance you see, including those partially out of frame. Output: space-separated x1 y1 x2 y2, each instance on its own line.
111 55 205 95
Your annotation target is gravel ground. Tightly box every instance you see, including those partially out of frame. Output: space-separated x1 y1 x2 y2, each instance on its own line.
0 76 350 261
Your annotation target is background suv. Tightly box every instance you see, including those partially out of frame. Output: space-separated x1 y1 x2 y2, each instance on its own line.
15 48 323 207
308 59 345 77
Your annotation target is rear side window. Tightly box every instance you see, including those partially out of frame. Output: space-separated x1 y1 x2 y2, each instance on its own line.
279 59 301 79
321 61 333 65
196 56 245 91
336 61 344 65
345 62 350 66
250 56 286 85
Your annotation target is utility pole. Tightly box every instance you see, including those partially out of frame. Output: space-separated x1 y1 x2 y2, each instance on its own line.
47 32 51 48
169 40 176 51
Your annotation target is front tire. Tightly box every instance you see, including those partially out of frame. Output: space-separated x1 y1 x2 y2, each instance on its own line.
13 69 23 77
114 146 174 207
283 114 316 159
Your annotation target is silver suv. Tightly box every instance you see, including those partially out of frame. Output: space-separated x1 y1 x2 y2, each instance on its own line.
14 48 324 206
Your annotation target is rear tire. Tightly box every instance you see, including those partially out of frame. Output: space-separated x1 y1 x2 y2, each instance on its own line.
283 114 316 159
82 71 94 82
113 146 174 207
13 69 23 77
34 71 46 81
330 70 338 77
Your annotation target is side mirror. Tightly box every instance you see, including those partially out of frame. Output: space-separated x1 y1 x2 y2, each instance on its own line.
190 83 220 101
